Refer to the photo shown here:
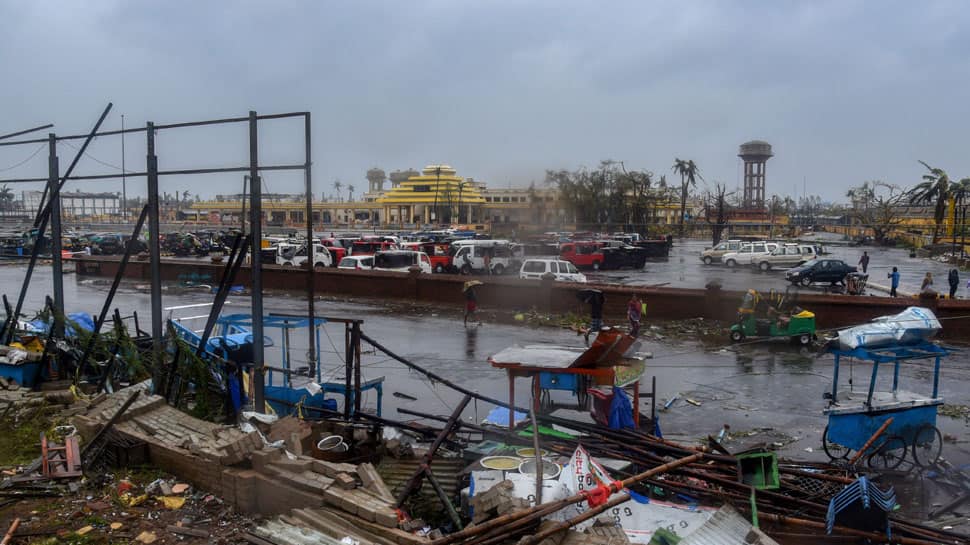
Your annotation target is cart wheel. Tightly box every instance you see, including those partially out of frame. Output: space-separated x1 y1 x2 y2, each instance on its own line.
912 424 943 467
867 435 907 470
729 329 744 343
822 425 851 460
795 334 812 346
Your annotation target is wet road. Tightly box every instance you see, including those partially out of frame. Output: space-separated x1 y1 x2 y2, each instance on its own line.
4 261 970 468
589 235 968 298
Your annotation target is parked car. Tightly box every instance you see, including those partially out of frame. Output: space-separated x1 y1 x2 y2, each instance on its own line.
559 241 605 270
276 243 332 268
337 255 374 270
373 250 433 274
786 259 857 286
754 244 814 271
451 240 514 275
722 242 779 268
700 239 743 265
400 241 453 273
318 238 347 264
519 259 587 283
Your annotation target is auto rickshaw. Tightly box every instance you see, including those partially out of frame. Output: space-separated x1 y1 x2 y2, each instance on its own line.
729 289 817 345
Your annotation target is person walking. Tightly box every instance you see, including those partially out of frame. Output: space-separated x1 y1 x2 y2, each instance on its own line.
858 251 870 274
627 294 642 337
949 268 960 299
463 281 481 326
888 267 900 297
582 291 605 345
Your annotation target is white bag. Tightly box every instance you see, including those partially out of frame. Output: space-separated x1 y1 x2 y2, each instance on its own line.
837 306 941 350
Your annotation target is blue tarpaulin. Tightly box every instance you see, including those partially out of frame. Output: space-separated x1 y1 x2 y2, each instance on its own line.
608 386 635 430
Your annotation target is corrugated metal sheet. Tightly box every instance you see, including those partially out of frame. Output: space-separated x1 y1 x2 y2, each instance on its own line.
679 505 781 545
379 457 466 498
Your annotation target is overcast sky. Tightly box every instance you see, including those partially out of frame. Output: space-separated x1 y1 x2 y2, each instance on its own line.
1 0 968 202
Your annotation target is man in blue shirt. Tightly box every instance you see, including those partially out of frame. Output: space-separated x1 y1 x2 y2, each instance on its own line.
888 267 900 297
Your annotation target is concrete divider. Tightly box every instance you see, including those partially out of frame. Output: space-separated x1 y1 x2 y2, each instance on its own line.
72 256 970 340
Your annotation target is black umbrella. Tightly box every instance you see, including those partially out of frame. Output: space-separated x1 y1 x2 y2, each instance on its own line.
576 288 603 304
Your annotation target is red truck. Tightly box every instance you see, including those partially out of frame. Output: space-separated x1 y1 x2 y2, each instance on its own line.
318 238 347 264
401 242 453 273
559 241 605 270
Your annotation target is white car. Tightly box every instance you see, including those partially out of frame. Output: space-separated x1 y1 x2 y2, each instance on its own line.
721 242 779 268
276 243 332 268
519 259 587 283
337 255 374 270
700 239 743 265
753 244 816 271
372 250 433 274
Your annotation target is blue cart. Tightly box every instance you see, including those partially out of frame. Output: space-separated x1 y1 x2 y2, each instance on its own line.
823 341 949 469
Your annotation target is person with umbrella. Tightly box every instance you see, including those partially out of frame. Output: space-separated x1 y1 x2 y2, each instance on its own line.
577 288 604 344
463 280 482 326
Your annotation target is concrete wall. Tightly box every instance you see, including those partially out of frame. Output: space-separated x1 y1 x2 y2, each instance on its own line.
73 256 970 340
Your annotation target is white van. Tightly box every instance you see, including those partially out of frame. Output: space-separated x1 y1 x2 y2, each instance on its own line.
373 250 433 274
276 242 332 268
721 242 779 268
519 259 587 283
452 240 514 275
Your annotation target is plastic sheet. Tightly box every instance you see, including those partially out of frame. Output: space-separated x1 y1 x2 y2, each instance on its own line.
837 306 941 350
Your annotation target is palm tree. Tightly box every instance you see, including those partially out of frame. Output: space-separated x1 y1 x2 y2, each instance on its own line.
333 180 343 202
671 158 701 236
909 161 952 243
0 184 14 212
347 184 355 202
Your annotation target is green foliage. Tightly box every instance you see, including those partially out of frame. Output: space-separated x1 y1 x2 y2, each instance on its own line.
168 334 224 421
544 160 661 233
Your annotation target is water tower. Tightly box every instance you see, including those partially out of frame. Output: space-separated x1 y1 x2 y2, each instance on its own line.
366 168 386 193
738 140 773 209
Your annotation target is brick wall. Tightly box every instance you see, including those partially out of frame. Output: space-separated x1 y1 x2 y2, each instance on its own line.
73 256 970 340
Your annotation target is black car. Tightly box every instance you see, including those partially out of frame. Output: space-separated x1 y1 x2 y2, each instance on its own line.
786 259 857 286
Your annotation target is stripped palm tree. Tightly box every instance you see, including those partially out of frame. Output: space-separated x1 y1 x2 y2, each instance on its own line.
671 159 701 236
333 180 343 203
908 161 952 243
347 184 355 203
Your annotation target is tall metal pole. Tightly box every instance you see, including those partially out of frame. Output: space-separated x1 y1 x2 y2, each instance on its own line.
121 114 127 222
146 123 163 358
249 111 266 413
48 134 63 335
303 113 317 378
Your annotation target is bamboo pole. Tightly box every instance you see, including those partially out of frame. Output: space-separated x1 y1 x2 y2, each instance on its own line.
431 453 702 545
1 518 20 545
848 417 894 465
520 490 631 545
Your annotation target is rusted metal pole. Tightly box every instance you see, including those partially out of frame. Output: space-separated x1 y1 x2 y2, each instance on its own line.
395 395 471 508
848 417 894 465
248 111 267 413
759 513 945 545
529 405 543 504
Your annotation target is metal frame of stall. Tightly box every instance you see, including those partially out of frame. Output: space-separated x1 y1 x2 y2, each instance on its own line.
0 107 319 414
